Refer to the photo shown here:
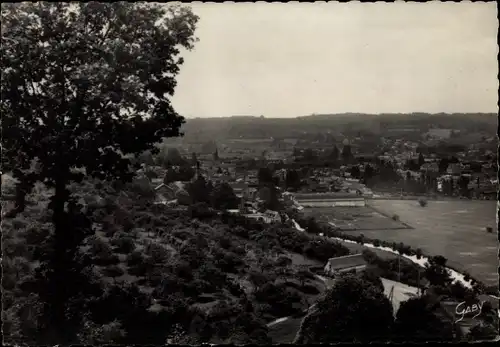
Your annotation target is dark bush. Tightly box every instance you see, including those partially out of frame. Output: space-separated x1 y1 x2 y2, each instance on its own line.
173 261 194 281
4 241 29 259
227 280 245 297
303 239 349 263
87 239 113 266
126 251 144 266
94 252 121 266
188 202 216 219
218 236 232 250
145 243 170 264
300 284 320 295
111 236 136 254
254 283 303 317
24 226 51 245
362 249 378 264
101 265 125 281
213 251 244 273
2 274 16 290
418 198 427 207
233 245 246 256
12 218 28 230
373 239 381 247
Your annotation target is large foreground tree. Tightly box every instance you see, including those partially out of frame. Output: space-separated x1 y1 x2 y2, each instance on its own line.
1 1 198 341
298 274 394 343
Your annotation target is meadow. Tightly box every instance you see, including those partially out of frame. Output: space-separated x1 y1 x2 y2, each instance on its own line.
340 200 498 286
302 206 410 231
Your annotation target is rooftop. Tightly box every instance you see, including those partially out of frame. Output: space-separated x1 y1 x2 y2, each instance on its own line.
325 254 367 271
294 192 363 200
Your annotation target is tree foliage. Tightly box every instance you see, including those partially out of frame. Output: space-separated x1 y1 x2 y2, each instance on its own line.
393 296 454 342
285 169 301 190
424 256 452 287
300 274 393 343
1 1 198 340
2 2 198 191
211 182 239 210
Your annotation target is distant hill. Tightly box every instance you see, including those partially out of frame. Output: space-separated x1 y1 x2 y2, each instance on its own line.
179 113 497 141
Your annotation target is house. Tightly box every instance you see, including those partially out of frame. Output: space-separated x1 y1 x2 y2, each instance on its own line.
244 210 281 224
155 181 190 205
420 162 439 173
447 163 463 176
324 254 368 277
230 181 249 196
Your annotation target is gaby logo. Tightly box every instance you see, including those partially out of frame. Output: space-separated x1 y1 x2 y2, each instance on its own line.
455 300 485 323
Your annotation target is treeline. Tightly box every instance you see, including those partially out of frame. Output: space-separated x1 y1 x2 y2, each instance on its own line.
181 113 497 141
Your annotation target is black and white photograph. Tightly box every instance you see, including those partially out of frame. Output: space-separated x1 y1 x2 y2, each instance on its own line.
1 1 499 345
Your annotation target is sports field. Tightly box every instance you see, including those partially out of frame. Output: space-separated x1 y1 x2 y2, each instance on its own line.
302 206 410 230
341 199 498 286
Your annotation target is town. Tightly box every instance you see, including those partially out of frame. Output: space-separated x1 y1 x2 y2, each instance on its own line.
2 2 498 346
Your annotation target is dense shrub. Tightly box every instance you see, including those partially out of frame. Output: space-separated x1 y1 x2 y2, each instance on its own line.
77 318 127 345
126 251 144 267
4 240 30 259
254 283 303 317
227 279 245 297
418 198 428 207
179 244 204 268
144 243 170 264
90 238 120 266
110 236 136 254
233 245 246 256
127 179 156 200
218 236 232 250
392 214 399 221
300 284 320 295
23 226 51 245
113 208 135 233
303 239 349 262
188 202 216 219
232 226 249 239
197 263 228 289
12 218 28 230
213 250 244 273
101 265 125 282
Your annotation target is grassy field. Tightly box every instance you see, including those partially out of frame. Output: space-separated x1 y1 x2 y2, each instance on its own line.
302 206 410 231
340 200 498 286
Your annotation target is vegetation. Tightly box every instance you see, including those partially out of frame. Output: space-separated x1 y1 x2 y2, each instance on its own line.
393 295 454 342
2 177 342 344
1 1 201 344
297 273 394 343
418 198 428 207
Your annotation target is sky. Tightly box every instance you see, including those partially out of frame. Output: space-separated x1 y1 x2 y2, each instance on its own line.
170 2 498 118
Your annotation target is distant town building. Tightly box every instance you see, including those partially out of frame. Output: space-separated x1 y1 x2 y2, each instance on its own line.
293 192 366 207
447 163 463 175
426 128 453 140
420 162 439 173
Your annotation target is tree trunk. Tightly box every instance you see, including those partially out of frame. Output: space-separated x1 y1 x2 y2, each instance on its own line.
48 177 72 342
14 182 28 212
